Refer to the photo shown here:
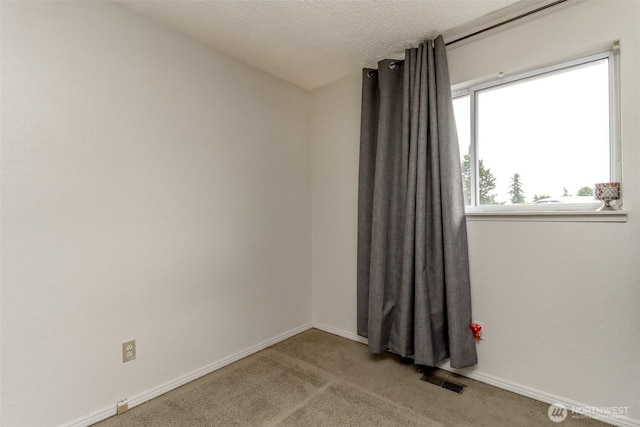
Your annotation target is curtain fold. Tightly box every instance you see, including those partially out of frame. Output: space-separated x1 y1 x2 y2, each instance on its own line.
357 36 477 369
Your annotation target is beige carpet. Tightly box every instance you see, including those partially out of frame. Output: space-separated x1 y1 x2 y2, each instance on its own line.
94 329 608 426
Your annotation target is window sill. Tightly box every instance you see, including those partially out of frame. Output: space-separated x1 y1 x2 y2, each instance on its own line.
465 210 627 223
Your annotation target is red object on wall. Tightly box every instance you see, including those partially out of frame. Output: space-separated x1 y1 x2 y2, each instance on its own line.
470 323 482 341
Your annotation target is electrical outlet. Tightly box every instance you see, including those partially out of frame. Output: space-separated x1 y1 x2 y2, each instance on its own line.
117 399 128 414
122 340 136 363
473 321 485 341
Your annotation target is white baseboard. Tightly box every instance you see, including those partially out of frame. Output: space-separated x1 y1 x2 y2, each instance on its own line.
60 322 639 427
312 321 368 344
313 323 640 427
438 364 639 427
60 323 314 427
127 323 313 409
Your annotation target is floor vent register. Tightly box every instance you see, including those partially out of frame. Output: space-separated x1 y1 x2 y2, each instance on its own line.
420 367 466 394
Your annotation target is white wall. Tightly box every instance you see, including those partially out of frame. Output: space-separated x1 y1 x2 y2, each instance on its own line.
3 1 639 425
310 0 640 423
310 73 362 330
1 2 311 426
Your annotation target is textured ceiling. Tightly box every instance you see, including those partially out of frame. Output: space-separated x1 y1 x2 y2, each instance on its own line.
118 0 531 90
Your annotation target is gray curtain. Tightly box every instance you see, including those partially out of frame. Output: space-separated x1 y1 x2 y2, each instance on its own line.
357 36 477 369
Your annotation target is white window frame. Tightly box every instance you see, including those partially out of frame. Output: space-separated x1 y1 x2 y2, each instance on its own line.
453 48 623 221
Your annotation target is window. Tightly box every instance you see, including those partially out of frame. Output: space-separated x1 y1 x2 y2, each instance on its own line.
453 51 619 211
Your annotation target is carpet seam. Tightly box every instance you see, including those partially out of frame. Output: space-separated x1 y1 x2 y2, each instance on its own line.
267 345 437 426
262 381 335 427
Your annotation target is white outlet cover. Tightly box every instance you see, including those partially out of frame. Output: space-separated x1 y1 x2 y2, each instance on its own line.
472 321 485 341
117 399 128 414
122 340 136 362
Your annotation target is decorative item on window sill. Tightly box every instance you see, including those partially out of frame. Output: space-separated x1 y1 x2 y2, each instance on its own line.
594 182 621 211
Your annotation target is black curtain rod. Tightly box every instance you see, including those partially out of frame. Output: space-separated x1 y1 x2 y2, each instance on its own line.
368 0 568 74
445 0 568 46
